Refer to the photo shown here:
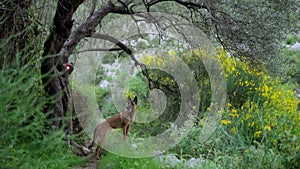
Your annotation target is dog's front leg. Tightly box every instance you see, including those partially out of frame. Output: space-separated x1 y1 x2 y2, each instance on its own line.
125 124 131 140
123 124 128 141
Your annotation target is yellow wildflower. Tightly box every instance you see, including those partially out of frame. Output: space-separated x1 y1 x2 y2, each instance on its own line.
248 121 255 127
254 131 262 138
229 113 239 118
227 102 232 107
200 121 205 127
231 109 237 113
125 90 135 98
264 125 271 131
231 127 236 134
221 119 232 125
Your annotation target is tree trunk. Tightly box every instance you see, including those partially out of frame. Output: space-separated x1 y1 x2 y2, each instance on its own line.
41 0 84 128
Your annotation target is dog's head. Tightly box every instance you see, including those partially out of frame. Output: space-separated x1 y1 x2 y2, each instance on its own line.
126 96 138 114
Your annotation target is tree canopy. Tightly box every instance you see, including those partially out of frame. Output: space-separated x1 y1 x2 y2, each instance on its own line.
1 0 299 126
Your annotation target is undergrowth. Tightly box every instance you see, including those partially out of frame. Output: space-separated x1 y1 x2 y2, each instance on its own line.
0 60 85 169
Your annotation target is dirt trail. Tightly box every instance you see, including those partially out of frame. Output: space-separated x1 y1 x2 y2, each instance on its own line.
74 155 98 169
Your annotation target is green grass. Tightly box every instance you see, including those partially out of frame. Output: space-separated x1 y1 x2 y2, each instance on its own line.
98 152 162 169
285 35 300 45
0 59 85 169
1 132 86 169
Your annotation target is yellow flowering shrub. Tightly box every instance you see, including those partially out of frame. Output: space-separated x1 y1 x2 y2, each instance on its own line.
140 50 212 111
140 48 299 152
218 48 300 149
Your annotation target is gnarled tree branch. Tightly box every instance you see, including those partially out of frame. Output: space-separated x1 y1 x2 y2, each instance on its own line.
92 33 178 95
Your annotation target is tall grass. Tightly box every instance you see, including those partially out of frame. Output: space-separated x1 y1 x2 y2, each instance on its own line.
0 59 84 168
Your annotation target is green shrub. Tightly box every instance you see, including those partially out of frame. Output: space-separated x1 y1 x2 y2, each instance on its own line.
0 60 84 168
95 48 300 168
168 48 300 168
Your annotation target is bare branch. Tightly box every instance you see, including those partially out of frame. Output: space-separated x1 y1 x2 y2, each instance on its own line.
76 48 123 53
147 0 210 10
143 0 150 12
91 33 177 95
92 33 138 65
61 2 116 62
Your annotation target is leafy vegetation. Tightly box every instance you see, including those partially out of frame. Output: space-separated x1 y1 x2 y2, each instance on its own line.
0 59 85 168
99 153 161 169
1 0 299 168
97 47 300 168
285 35 300 45
169 48 300 169
281 48 300 84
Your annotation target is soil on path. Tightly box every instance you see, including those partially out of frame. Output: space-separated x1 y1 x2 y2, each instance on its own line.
74 155 98 169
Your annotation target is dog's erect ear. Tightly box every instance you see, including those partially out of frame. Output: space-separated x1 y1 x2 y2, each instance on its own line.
127 96 132 105
133 96 137 105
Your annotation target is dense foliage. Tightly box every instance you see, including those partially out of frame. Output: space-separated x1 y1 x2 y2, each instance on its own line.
170 49 300 168
96 47 300 168
0 60 85 168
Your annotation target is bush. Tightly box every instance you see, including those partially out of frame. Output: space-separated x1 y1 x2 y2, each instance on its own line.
0 60 84 168
95 48 300 168
169 48 300 168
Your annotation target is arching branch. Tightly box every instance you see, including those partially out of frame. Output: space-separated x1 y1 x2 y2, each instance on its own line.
92 33 178 95
76 48 123 53
147 0 211 10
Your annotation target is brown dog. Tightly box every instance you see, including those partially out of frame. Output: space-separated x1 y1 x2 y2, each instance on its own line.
88 96 138 159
